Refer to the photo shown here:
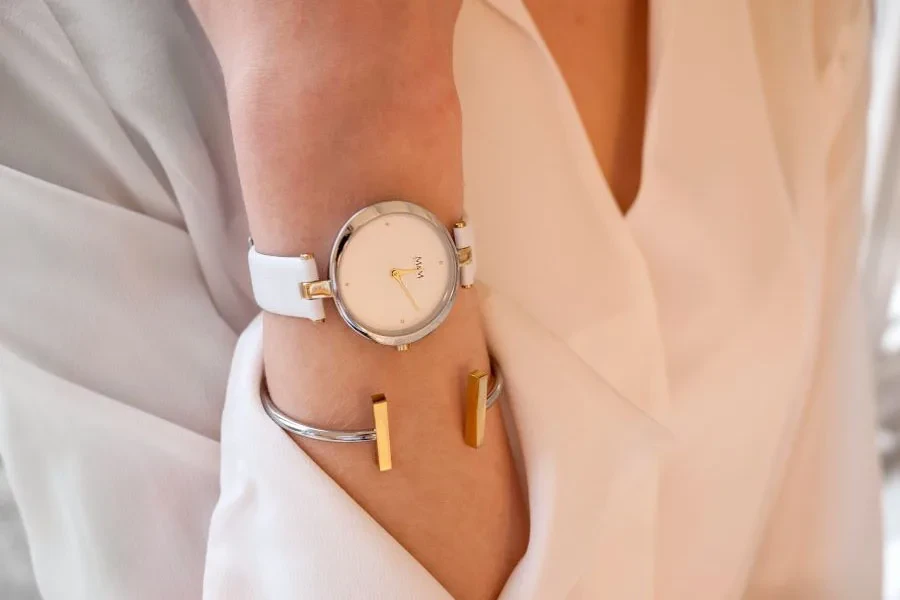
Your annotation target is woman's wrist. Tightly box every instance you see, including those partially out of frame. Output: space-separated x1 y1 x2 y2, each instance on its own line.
192 1 464 258
219 5 475 415
225 30 461 251
230 79 463 258
262 288 489 430
226 42 476 416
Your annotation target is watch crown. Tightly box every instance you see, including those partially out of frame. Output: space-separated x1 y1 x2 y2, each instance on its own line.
396 344 410 352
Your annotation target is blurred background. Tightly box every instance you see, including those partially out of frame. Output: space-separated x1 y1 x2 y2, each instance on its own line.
868 1 900 597
2 2 900 598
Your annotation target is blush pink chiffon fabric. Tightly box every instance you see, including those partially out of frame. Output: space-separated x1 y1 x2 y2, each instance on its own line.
0 0 881 598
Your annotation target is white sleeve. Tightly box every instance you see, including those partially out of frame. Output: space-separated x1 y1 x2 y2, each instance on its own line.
0 3 236 598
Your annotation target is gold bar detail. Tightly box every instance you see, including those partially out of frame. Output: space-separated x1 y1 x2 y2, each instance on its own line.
464 370 489 448
457 246 473 266
300 279 333 300
372 394 392 471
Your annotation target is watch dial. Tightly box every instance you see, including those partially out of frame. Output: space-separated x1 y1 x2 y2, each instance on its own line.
334 212 455 336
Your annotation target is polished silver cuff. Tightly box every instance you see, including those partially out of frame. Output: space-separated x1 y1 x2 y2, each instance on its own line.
260 357 504 444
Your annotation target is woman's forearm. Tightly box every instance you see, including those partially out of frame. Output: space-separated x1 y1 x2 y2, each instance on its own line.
224 2 465 257
191 3 528 598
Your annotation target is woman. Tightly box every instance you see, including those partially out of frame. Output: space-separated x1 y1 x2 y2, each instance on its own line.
0 0 881 598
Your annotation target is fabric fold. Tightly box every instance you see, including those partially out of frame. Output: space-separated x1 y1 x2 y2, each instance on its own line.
203 317 453 600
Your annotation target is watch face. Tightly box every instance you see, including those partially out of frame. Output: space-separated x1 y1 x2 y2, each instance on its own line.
331 201 459 345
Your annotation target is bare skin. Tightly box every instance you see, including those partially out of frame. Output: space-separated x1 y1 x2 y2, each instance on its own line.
189 1 647 598
526 0 649 214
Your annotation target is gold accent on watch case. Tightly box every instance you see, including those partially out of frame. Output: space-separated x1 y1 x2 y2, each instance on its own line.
372 394 392 471
464 369 489 448
300 279 334 300
457 246 473 266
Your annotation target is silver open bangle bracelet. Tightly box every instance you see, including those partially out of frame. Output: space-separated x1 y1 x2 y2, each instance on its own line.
261 386 379 443
260 357 505 470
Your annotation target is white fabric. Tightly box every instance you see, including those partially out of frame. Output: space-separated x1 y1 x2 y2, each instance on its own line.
247 247 326 320
0 0 881 598
862 0 900 341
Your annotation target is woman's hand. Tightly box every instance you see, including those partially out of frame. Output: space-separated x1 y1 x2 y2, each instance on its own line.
190 3 528 599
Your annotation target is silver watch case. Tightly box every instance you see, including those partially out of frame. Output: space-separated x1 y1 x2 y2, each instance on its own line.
329 200 460 347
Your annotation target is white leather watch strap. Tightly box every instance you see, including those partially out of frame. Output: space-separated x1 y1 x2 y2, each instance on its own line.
247 247 326 321
453 221 477 287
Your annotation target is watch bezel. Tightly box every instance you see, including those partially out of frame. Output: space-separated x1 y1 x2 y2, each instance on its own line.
329 200 460 347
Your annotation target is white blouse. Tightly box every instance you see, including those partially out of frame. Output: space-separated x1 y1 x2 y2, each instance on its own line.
0 0 881 598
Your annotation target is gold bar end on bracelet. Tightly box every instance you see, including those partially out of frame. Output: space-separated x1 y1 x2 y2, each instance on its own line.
372 394 392 471
464 370 488 448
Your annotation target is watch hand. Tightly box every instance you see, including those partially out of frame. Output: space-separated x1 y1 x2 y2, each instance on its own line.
391 269 420 311
392 268 419 278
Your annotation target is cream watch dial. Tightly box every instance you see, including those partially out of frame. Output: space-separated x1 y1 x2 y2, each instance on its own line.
332 206 457 342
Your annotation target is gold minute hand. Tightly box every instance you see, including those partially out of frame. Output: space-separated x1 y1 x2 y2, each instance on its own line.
391 269 420 311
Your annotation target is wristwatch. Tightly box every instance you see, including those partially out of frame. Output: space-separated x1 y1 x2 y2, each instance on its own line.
248 200 476 350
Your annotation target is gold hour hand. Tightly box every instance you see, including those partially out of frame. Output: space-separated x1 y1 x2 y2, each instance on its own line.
392 268 418 278
391 269 420 311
